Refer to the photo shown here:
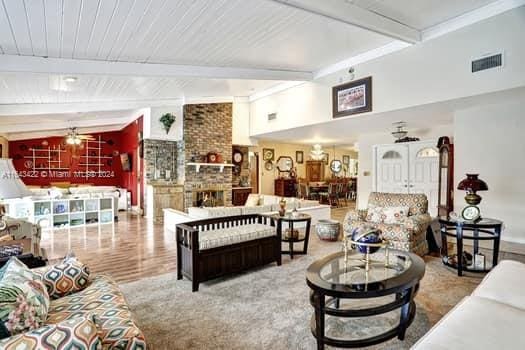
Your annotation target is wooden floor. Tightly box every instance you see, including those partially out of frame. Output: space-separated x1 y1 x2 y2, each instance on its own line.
41 213 176 284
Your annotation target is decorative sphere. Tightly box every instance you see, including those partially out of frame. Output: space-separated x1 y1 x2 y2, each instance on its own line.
350 226 383 254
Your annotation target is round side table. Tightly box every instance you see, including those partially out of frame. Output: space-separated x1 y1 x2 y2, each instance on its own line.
439 216 503 276
272 213 311 259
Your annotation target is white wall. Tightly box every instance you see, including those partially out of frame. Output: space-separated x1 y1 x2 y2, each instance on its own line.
232 97 255 146
454 101 525 244
356 124 453 208
250 7 525 136
144 106 183 141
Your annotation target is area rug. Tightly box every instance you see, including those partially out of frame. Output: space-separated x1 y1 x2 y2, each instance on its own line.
120 237 481 350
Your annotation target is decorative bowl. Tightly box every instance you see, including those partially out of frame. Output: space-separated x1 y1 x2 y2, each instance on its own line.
316 220 340 241
350 226 383 254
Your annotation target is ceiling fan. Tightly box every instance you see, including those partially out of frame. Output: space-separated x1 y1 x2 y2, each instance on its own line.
65 127 94 145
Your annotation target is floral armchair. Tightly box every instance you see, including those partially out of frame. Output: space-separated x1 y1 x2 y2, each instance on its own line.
343 192 431 256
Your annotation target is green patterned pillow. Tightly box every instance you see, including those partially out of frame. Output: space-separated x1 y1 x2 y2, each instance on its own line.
0 257 50 339
0 314 102 349
34 254 90 299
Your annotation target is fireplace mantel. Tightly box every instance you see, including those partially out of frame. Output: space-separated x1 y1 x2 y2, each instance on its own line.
186 162 235 173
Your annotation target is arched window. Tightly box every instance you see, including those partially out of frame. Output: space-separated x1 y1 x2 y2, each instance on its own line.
382 150 402 159
416 147 439 158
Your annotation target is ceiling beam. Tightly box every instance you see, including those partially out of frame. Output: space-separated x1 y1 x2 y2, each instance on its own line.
0 55 312 81
0 99 182 116
269 0 421 43
0 117 133 134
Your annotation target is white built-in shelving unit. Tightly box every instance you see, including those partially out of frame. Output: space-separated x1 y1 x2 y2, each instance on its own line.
2 197 115 230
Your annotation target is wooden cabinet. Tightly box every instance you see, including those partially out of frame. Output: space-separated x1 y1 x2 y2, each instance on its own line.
232 187 252 206
147 184 184 224
306 161 325 182
274 179 296 197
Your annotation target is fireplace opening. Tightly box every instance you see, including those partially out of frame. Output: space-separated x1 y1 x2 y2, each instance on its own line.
193 190 224 207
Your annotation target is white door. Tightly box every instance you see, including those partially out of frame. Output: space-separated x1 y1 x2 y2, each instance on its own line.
408 142 439 216
375 144 409 194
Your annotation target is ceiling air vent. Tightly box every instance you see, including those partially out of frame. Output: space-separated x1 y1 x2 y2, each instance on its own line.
268 113 277 121
471 53 503 73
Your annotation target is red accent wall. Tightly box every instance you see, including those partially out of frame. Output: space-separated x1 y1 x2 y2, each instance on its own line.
8 117 143 206
118 117 142 206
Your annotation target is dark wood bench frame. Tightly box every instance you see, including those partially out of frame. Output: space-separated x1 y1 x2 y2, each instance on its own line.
176 214 281 292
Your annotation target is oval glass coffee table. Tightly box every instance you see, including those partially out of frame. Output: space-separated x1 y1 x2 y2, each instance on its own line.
306 249 425 349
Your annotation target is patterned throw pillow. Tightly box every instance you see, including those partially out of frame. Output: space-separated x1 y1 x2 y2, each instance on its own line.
35 254 90 299
0 245 23 259
366 205 384 223
0 315 101 349
382 206 410 224
0 257 50 339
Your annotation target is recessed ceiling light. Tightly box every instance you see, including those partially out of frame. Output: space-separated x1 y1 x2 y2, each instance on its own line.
63 76 78 83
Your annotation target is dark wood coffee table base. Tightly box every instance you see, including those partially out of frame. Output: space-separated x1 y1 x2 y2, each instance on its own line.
309 288 417 349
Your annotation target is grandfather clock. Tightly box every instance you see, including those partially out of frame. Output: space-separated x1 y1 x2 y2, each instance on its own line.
437 137 454 217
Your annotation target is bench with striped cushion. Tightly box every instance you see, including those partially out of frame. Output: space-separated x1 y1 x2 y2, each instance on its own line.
177 214 281 292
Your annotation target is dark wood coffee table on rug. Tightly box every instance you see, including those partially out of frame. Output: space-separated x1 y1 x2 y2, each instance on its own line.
306 249 425 349
271 213 311 259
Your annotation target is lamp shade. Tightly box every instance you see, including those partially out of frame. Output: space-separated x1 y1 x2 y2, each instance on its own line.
457 174 488 192
0 159 31 199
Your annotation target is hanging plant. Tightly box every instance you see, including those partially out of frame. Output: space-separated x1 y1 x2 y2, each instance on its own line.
160 113 176 134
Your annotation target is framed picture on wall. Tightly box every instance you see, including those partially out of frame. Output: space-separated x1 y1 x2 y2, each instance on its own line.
342 155 350 165
322 153 329 165
332 76 372 118
262 148 274 161
296 151 304 164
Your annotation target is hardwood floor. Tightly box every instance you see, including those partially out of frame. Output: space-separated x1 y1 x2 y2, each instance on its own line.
41 213 176 284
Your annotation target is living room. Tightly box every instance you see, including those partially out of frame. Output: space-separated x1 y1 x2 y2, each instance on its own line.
0 1 524 349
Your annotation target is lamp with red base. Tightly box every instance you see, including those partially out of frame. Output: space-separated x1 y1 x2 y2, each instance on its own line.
457 174 488 221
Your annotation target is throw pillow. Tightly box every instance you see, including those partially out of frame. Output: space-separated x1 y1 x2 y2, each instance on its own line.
0 245 23 259
244 194 261 207
0 257 50 339
366 205 384 223
0 314 102 349
382 206 410 224
34 253 90 299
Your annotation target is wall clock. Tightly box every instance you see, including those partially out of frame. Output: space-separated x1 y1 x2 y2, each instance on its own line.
330 159 342 173
233 149 243 165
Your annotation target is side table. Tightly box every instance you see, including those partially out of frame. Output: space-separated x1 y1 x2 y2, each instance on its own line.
439 216 503 276
273 213 311 259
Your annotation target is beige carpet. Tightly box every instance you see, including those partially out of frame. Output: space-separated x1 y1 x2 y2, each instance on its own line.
119 234 482 350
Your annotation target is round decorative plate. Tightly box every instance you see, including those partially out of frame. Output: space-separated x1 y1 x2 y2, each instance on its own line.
264 160 274 171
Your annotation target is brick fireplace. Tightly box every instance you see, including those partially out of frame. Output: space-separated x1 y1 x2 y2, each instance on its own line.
183 103 233 209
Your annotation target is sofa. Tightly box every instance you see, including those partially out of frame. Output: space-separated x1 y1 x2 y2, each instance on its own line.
412 259 525 349
0 260 146 349
343 192 431 255
165 194 330 232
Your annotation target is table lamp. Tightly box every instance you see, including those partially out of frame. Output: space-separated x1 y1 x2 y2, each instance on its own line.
457 174 488 221
0 159 31 231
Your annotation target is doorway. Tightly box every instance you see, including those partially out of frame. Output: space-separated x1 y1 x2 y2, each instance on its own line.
249 152 259 194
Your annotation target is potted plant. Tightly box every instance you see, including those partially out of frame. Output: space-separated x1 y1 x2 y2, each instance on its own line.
159 113 176 134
